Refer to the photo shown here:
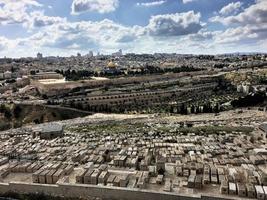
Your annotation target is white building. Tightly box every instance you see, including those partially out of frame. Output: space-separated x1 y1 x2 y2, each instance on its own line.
112 49 123 57
4 71 12 79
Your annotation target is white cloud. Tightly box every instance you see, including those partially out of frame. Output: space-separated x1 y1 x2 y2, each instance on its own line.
208 0 267 48
0 36 10 51
71 0 119 14
219 1 242 16
0 0 42 7
17 19 143 53
0 10 205 57
0 0 266 58
210 0 267 25
0 0 67 29
182 0 197 4
0 0 42 25
2 23 267 57
28 11 66 28
136 1 166 7
145 11 203 36
25 11 203 51
214 25 267 45
187 29 219 42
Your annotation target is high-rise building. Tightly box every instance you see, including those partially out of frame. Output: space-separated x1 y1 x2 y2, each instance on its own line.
88 51 94 57
118 49 122 56
37 52 43 59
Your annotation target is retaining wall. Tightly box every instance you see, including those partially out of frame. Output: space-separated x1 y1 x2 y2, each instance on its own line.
0 182 237 200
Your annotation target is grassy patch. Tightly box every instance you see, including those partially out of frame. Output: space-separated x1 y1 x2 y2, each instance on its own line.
66 122 253 136
176 126 253 135
66 122 146 134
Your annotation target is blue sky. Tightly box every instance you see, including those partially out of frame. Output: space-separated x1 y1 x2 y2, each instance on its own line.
0 0 266 57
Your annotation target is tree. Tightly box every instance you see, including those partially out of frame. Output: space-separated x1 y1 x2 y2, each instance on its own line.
0 104 5 113
30 70 36 75
42 94 48 99
158 167 165 175
4 109 12 119
11 66 15 73
13 105 22 119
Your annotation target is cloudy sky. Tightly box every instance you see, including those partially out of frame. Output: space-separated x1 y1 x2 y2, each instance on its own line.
0 0 266 57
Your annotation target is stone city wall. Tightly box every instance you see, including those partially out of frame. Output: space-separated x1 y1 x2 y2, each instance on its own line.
0 182 236 200
32 71 218 96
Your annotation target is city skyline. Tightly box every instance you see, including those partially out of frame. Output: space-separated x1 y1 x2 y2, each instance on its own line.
0 0 266 57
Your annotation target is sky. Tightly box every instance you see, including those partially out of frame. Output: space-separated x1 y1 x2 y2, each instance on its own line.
0 0 266 57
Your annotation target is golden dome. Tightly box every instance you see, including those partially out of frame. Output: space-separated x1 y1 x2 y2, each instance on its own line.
107 61 117 68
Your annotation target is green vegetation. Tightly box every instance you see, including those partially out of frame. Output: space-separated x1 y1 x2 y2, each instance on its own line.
66 122 145 134
157 125 253 135
225 69 267 85
0 104 90 131
0 121 11 130
67 121 253 136
0 192 87 200
232 91 266 107
55 66 203 81
0 104 12 119
0 104 23 119
13 105 22 119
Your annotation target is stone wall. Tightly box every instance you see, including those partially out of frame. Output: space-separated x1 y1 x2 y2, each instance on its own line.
0 182 238 200
32 71 218 97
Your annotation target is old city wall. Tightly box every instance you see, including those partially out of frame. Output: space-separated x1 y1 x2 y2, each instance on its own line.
0 182 234 200
33 71 217 96
30 79 47 94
